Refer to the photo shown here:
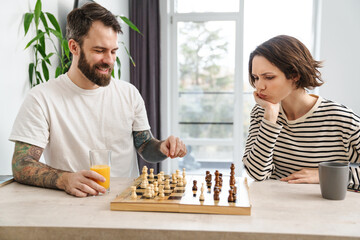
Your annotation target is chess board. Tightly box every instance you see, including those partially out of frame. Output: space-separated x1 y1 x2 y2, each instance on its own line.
110 175 251 215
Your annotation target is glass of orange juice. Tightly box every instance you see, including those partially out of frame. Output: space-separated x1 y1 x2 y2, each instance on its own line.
89 149 111 194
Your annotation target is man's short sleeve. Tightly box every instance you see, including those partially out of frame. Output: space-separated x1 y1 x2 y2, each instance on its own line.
9 91 49 148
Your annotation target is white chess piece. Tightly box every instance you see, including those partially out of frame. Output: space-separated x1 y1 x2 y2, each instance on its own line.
199 183 205 201
177 176 184 187
140 173 148 189
172 173 177 184
154 181 159 193
149 168 154 179
164 179 171 190
157 173 163 185
182 168 187 185
158 185 165 199
131 186 137 200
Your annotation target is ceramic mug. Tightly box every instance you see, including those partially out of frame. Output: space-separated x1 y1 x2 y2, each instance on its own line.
319 161 351 200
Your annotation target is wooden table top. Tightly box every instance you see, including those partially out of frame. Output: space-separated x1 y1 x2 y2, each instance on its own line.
0 177 359 240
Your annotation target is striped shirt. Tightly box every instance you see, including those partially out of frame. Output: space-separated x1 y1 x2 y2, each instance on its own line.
242 95 360 190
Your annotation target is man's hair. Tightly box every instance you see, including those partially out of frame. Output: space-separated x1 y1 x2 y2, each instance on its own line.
248 35 323 90
66 2 122 45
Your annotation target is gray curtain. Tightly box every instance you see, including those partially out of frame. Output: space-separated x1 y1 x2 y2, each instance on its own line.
130 0 161 174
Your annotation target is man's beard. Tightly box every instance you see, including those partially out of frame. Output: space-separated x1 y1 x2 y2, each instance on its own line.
77 49 113 87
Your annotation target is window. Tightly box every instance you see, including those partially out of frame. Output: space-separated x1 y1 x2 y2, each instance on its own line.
161 0 317 176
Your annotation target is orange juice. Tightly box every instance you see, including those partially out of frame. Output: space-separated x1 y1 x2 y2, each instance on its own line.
90 164 110 190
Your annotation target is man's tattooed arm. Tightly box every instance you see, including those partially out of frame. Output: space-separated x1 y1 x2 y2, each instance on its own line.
12 141 68 189
133 130 167 162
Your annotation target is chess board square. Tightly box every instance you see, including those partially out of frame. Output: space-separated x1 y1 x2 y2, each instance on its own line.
170 192 183 197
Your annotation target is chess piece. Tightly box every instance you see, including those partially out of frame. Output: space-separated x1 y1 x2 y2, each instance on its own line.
214 187 220 201
199 183 205 201
143 186 152 198
230 163 235 175
230 185 237 195
158 185 165 199
140 173 148 189
130 186 137 200
154 181 159 193
172 173 177 184
149 168 154 179
176 169 181 180
157 173 163 185
177 176 184 187
149 184 155 197
164 179 171 190
230 175 236 186
160 171 165 181
228 189 234 202
192 180 198 197
143 166 148 178
182 168 187 185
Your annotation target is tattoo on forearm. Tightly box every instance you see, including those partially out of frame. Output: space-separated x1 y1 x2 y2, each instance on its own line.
12 141 66 189
133 130 167 163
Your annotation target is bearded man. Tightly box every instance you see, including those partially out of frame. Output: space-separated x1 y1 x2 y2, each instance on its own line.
9 3 186 197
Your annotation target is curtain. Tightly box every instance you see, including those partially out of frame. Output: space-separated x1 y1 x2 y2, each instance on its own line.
130 0 161 174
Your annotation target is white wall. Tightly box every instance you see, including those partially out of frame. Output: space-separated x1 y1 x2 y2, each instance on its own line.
319 0 360 115
0 0 129 175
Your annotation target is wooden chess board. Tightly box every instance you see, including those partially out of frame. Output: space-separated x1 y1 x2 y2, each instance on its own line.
110 175 251 215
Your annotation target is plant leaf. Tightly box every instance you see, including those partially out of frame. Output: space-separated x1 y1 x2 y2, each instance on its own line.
40 12 49 35
35 71 43 84
42 60 49 81
62 39 70 59
43 52 55 64
38 29 45 50
48 28 62 40
121 42 135 67
116 56 121 79
24 13 34 36
34 0 42 28
34 44 50 64
118 16 143 36
46 12 62 35
28 63 34 87
55 66 62 78
25 31 45 49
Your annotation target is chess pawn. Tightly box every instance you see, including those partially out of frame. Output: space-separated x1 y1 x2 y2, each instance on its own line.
199 183 205 201
192 180 198 197
164 179 171 190
219 173 223 187
172 173 177 184
157 173 163 185
131 186 137 200
149 168 155 179
213 187 220 201
154 181 159 193
182 168 187 186
230 185 237 195
160 171 165 181
144 186 152 198
150 184 155 197
158 185 165 199
228 189 234 202
176 169 181 180
177 176 184 187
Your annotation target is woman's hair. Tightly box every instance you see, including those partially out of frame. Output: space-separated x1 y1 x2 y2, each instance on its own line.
248 35 323 89
66 2 122 46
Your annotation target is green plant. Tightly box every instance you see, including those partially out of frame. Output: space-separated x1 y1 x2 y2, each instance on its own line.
24 0 141 87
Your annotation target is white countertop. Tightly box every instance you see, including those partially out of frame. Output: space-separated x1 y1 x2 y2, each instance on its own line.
0 177 359 240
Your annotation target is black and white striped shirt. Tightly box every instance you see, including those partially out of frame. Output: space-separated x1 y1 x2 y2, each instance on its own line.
242 95 360 190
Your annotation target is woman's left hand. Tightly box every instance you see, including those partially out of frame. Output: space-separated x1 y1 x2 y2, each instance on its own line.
280 168 319 184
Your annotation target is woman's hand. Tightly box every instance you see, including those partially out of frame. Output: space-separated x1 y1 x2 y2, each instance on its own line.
280 168 319 184
253 91 280 124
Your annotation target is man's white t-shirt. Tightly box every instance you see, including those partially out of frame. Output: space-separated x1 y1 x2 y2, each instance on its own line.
9 74 150 178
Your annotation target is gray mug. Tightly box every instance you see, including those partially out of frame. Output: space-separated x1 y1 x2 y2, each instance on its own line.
319 161 351 200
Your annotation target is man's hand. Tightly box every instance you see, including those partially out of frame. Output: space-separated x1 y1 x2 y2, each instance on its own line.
160 135 187 158
280 168 319 184
58 170 107 197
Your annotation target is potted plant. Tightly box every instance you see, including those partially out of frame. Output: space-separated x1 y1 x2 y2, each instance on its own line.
24 0 141 87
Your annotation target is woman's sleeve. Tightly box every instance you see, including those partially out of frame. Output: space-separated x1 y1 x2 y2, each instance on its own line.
242 105 282 181
348 119 360 190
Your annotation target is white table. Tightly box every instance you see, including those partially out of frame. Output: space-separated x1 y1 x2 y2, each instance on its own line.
0 177 359 240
